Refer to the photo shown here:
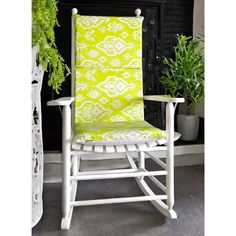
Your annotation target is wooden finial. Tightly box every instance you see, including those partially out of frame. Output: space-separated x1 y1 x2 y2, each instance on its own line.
72 8 78 15
135 8 141 17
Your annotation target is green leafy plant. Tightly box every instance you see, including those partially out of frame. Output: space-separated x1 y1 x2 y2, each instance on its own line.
161 34 204 115
32 0 70 93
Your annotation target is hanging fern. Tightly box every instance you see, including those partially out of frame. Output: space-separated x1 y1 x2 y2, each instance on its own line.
32 0 70 93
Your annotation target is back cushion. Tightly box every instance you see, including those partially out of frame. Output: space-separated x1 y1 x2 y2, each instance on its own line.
75 15 144 123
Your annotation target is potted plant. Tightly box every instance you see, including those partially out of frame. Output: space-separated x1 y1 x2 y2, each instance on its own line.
32 0 70 227
161 34 204 141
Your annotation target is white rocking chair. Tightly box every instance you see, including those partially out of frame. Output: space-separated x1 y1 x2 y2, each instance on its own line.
47 8 184 230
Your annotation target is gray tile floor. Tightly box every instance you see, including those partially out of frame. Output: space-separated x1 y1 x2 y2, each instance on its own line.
32 164 204 236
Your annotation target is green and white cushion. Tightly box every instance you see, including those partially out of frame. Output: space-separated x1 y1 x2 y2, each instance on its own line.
75 67 143 123
75 15 142 69
74 14 165 143
74 121 166 143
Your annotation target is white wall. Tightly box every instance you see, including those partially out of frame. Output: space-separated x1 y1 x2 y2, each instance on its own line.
193 0 204 40
193 0 204 118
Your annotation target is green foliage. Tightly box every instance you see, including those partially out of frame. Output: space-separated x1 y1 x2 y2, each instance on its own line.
161 34 204 114
32 0 70 93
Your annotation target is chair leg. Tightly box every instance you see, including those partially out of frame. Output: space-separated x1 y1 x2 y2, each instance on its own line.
134 149 177 219
72 155 78 176
138 151 145 180
61 149 71 229
136 177 176 218
166 102 177 218
61 105 72 230
166 144 176 217
61 155 81 230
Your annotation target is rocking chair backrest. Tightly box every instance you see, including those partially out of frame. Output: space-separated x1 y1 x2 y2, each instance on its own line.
71 11 144 124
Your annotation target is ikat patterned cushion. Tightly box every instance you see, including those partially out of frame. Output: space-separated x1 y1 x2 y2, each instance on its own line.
74 14 165 141
74 14 144 123
74 121 166 142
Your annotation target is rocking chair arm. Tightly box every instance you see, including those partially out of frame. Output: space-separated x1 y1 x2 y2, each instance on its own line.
143 95 184 103
47 97 75 106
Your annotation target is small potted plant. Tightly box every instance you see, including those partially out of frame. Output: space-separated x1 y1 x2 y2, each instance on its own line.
161 34 204 141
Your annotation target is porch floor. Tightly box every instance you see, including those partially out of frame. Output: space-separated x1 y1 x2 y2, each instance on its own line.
32 163 204 236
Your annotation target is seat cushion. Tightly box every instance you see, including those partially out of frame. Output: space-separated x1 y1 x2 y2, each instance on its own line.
74 120 166 143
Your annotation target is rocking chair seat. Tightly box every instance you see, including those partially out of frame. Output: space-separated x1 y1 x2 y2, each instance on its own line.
72 120 181 151
72 121 181 153
74 120 165 142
